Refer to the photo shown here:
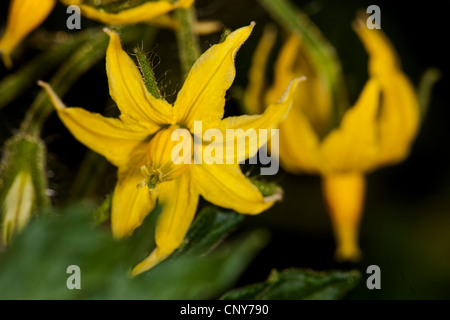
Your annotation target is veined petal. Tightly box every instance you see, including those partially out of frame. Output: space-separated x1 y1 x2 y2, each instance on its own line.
244 25 277 115
0 0 56 68
39 81 150 167
112 153 157 238
221 78 303 163
61 0 194 25
192 163 276 214
322 172 365 262
354 20 420 166
174 23 254 130
320 79 381 173
104 29 174 127
131 170 198 276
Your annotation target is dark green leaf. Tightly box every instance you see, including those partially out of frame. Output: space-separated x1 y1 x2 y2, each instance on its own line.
221 268 361 300
173 206 245 256
0 204 267 299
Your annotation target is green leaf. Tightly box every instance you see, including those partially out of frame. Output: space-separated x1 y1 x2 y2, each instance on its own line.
173 206 245 256
221 268 361 300
136 229 270 300
0 204 268 299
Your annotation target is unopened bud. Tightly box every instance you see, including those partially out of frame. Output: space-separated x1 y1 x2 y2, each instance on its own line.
0 135 49 245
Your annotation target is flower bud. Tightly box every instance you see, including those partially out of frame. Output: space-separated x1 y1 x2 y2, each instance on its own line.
0 135 49 245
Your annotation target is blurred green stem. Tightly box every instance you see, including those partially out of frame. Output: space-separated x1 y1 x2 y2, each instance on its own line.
173 5 201 79
418 68 441 121
19 32 109 137
0 31 95 110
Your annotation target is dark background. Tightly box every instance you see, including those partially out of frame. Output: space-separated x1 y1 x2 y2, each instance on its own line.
1 0 449 299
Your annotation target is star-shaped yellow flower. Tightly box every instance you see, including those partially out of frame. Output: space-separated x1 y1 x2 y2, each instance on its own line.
246 17 420 261
0 0 194 68
39 24 300 275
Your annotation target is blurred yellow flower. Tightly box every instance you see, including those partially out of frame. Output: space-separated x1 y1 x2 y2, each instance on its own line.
246 18 420 261
0 0 194 68
39 24 300 275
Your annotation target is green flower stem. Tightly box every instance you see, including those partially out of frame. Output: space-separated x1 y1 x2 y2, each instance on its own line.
258 0 349 127
173 6 201 79
19 25 152 137
0 31 93 110
19 31 109 137
0 135 49 244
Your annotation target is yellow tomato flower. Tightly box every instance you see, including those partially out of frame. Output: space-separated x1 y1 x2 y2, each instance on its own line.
246 18 420 261
39 24 301 275
0 0 194 68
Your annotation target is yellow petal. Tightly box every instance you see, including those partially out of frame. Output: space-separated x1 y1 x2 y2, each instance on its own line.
354 20 420 166
278 105 321 174
266 33 332 136
0 0 56 68
265 33 302 105
174 23 254 130
61 0 194 25
264 34 331 174
353 18 398 78
192 163 276 214
322 172 365 262
111 151 157 239
131 169 198 276
221 78 303 163
104 29 174 127
38 81 150 167
376 74 420 166
244 25 277 115
320 79 381 173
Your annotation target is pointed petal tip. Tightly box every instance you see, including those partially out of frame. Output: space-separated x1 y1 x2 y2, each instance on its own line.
103 28 116 38
131 248 169 277
278 76 306 102
37 80 66 110
263 191 283 203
